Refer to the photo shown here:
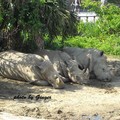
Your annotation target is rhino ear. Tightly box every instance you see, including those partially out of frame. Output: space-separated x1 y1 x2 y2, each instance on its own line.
34 65 46 73
85 68 89 75
78 64 84 70
100 51 104 56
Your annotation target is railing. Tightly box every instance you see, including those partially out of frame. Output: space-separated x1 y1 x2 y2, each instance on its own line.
76 12 99 23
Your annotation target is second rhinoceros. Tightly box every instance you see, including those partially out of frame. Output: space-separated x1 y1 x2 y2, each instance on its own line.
34 49 89 84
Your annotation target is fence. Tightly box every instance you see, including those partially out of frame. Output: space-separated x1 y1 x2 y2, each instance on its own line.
76 12 99 23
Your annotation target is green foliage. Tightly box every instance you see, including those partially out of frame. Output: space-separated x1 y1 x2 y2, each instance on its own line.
0 0 119 56
0 0 78 52
0 0 43 51
50 2 120 55
108 0 120 4
51 35 120 55
77 2 120 55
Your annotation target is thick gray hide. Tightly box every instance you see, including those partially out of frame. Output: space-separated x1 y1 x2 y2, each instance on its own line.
35 49 89 84
0 51 64 88
63 47 113 81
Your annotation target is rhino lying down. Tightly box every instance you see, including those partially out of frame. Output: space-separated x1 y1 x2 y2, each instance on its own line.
0 51 64 89
63 47 113 81
34 49 89 84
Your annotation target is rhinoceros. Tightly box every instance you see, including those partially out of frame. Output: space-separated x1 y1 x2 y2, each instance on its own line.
0 51 64 89
63 47 113 81
34 49 89 84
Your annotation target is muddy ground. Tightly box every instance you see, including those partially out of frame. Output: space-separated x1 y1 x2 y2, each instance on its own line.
0 57 120 120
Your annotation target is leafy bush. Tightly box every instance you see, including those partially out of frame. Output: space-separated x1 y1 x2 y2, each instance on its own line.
54 2 120 56
65 35 120 55
51 34 120 55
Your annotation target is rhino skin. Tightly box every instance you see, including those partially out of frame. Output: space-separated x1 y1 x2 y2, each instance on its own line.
63 47 113 81
0 50 64 89
34 49 89 84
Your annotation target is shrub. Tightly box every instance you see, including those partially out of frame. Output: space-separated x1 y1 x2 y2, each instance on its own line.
44 1 120 56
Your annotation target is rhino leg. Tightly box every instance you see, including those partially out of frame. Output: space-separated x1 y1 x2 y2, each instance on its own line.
30 80 49 86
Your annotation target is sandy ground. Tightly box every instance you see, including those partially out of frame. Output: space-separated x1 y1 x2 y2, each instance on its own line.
0 57 120 120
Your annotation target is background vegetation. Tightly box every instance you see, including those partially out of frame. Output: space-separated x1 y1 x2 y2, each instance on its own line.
51 0 120 55
0 0 120 55
0 0 77 52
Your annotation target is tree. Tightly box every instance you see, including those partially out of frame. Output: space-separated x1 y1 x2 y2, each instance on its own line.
0 0 78 52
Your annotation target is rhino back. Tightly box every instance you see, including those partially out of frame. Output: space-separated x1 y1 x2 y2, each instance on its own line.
34 50 69 78
0 51 44 65
0 58 42 81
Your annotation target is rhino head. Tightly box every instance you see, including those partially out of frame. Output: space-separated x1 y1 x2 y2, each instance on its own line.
66 60 89 84
36 56 65 89
93 57 113 81
87 51 113 81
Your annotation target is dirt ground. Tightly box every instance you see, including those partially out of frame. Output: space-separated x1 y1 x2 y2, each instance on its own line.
0 57 120 120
